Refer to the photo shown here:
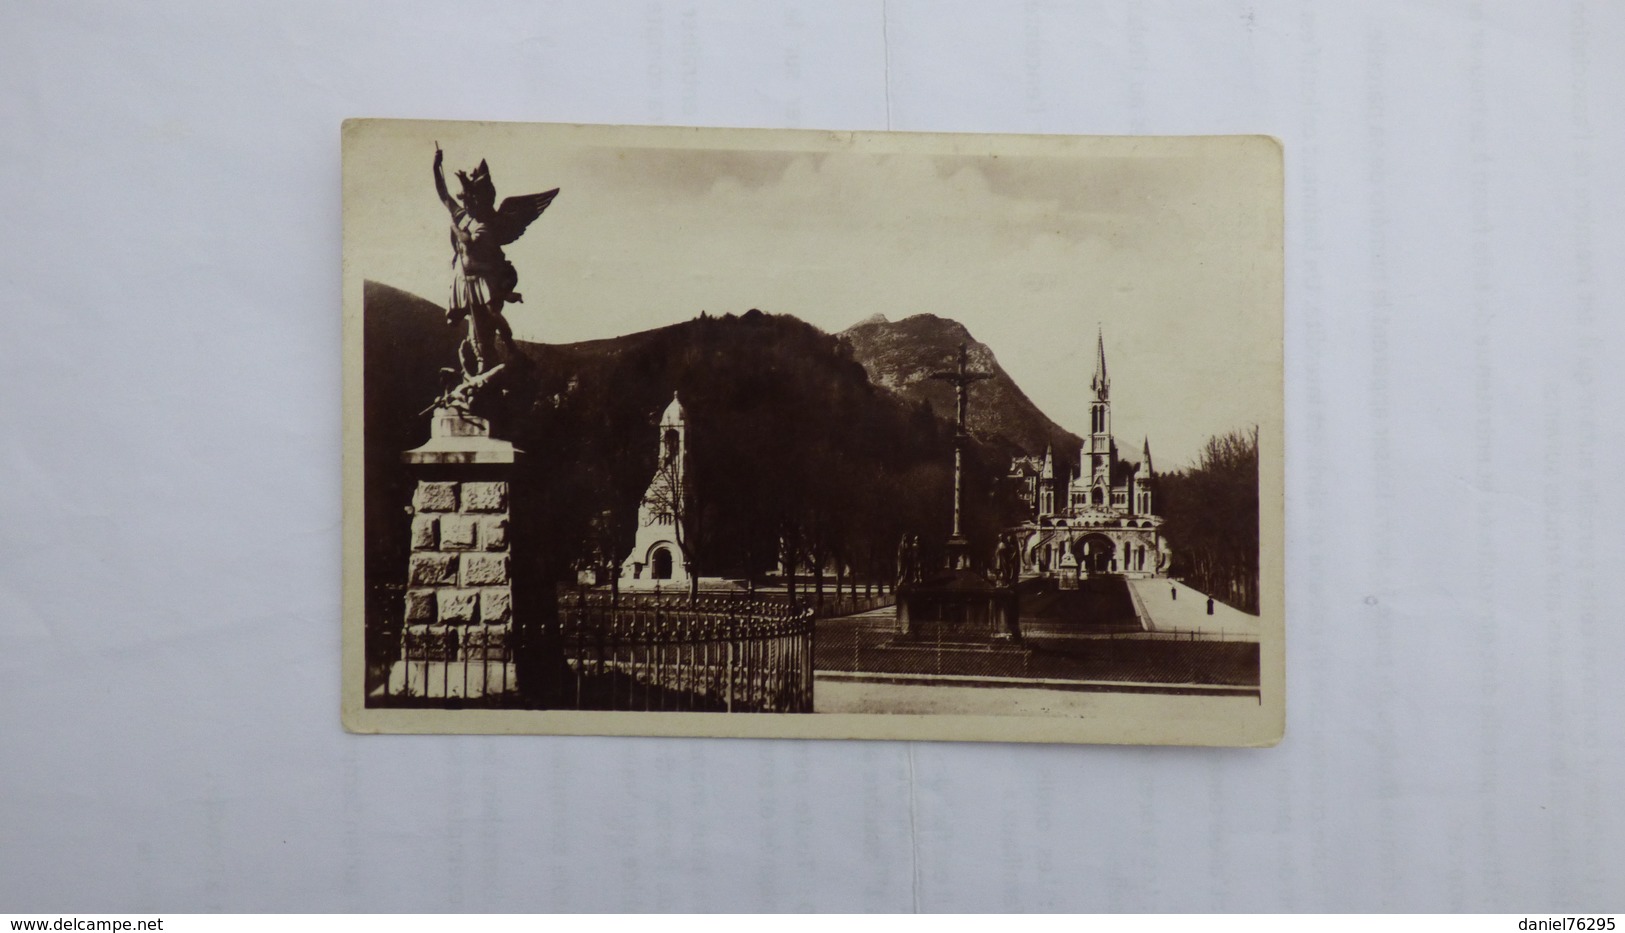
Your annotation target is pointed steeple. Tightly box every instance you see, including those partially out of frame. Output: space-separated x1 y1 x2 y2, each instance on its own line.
1090 325 1109 399
1041 444 1054 479
660 390 686 426
1141 436 1153 476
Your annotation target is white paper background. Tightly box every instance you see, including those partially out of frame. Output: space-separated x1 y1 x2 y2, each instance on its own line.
2 0 1622 912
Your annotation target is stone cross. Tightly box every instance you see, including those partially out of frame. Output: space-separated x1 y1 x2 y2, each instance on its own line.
929 342 992 569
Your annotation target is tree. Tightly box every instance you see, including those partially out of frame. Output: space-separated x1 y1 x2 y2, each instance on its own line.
1157 426 1260 614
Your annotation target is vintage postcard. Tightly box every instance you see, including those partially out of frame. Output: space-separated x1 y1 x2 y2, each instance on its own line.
342 119 1283 745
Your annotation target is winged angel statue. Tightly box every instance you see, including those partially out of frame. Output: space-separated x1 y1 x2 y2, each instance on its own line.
428 144 559 415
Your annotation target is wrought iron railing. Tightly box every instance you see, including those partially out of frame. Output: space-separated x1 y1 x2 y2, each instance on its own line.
368 581 518 707
559 595 815 713
592 589 891 618
387 623 515 703
370 592 815 711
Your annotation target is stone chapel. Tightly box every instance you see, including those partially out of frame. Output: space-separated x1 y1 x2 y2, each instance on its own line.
620 392 693 589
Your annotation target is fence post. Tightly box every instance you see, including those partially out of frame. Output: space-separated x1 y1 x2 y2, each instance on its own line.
725 627 736 714
806 608 815 712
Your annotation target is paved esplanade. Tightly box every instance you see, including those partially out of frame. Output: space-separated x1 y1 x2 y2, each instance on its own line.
1128 578 1260 638
814 679 1260 716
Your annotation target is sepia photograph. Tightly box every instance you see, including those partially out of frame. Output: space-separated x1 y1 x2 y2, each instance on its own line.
341 119 1283 744
12 0 1625 915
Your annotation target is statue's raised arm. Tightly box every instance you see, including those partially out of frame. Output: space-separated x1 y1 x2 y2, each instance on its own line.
432 144 458 215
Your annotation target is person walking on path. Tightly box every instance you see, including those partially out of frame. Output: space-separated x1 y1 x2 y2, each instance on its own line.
1171 585 1177 600
1206 596 1215 615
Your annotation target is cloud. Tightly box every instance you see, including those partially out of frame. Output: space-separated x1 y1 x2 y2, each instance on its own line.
933 153 1196 215
350 125 1278 468
570 147 827 197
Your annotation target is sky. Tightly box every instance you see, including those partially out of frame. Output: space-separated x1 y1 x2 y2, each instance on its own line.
345 121 1281 470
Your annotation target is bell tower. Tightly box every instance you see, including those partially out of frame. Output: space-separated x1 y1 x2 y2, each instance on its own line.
1084 326 1114 500
653 392 688 524
659 392 687 470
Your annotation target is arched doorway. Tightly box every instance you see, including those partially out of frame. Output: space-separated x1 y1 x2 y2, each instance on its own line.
650 546 674 580
1079 533 1114 574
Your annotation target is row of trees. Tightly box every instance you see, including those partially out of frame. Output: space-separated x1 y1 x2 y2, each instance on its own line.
1156 427 1260 614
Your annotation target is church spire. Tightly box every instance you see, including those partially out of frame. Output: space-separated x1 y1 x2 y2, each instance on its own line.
1142 436 1153 476
1090 325 1109 399
661 390 686 426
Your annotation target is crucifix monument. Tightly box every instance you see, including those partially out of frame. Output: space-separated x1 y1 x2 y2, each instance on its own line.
929 342 993 572
896 342 1020 645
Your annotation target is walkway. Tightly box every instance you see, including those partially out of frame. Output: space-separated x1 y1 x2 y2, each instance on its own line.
815 676 1260 716
1128 578 1260 639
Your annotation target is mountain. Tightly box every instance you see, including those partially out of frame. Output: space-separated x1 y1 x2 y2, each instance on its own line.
839 314 1082 463
362 283 1028 589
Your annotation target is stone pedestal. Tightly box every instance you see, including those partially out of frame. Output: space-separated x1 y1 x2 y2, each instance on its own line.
943 534 971 572
897 569 1021 645
389 408 521 701
1057 551 1080 591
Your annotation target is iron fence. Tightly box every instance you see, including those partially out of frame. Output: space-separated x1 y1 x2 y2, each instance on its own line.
592 589 892 619
560 594 815 713
367 580 518 707
371 623 517 706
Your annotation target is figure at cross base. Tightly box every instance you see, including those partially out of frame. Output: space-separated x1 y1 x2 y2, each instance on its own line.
994 533 1021 587
427 144 559 417
896 533 922 587
896 534 910 588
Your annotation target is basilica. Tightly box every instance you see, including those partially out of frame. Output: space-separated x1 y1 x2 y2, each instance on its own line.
1008 331 1170 580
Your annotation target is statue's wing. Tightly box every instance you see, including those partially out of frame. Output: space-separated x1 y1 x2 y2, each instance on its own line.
493 188 560 245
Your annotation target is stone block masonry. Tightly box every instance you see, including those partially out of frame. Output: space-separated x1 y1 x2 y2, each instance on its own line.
480 588 512 623
436 588 479 624
404 589 437 624
460 553 509 587
461 481 507 512
408 552 458 586
410 515 438 550
481 517 508 550
439 514 479 550
413 482 458 513
396 471 516 699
